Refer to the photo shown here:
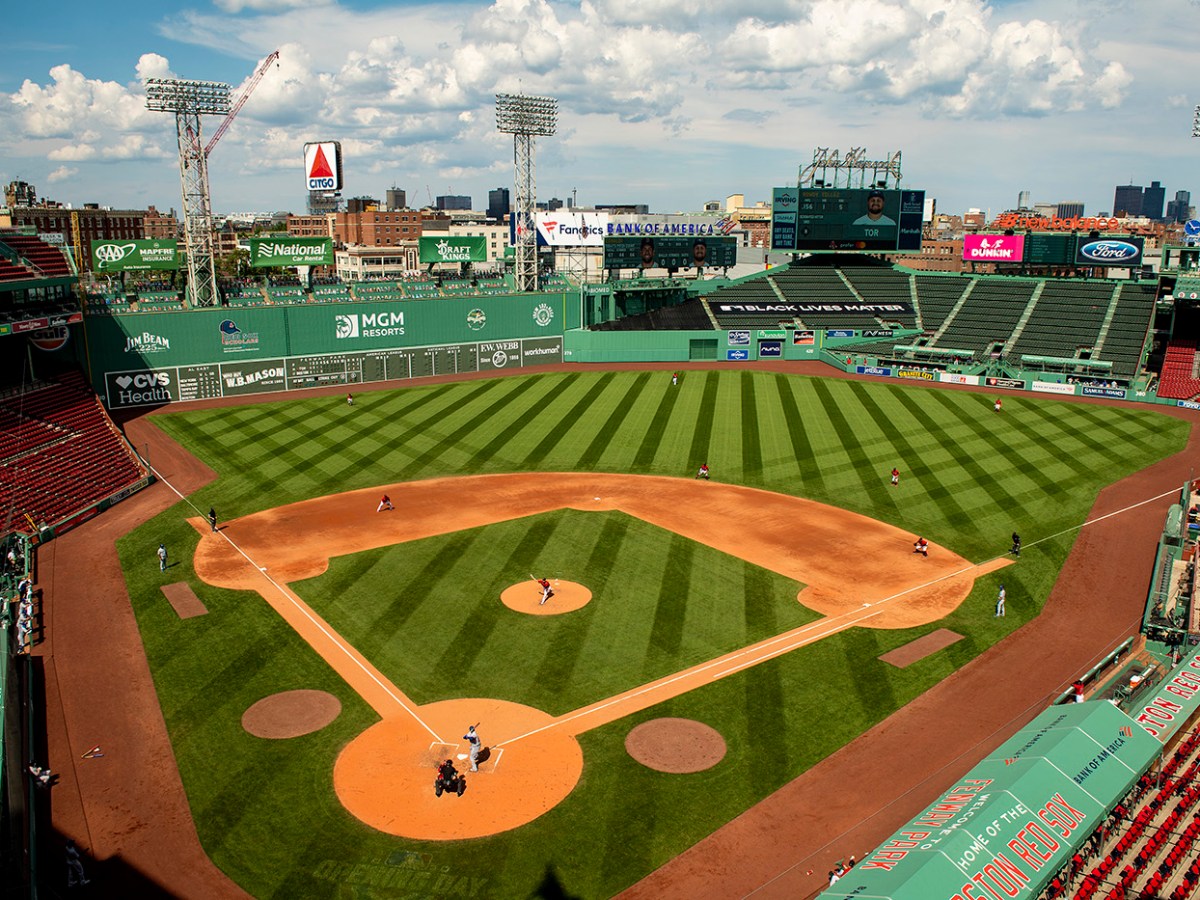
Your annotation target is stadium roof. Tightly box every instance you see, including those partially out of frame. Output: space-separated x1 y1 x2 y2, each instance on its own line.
819 701 1159 900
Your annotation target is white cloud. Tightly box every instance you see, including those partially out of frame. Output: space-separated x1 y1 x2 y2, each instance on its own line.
213 0 329 12
4 0 1198 216
46 166 77 183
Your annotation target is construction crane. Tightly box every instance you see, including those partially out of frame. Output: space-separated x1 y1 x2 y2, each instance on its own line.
204 49 280 157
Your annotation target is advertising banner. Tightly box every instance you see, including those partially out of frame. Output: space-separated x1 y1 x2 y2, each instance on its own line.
1081 386 1127 400
758 340 782 357
535 212 609 247
792 330 815 345
91 239 180 272
726 349 749 361
713 301 912 316
249 237 333 267
1075 237 1143 268
962 234 1026 263
419 235 487 264
304 141 342 192
938 372 980 386
1032 381 1076 395
986 377 1024 389
727 330 750 346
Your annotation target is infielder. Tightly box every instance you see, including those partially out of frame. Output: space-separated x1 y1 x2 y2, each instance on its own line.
995 585 1006 617
463 724 482 772
377 494 394 512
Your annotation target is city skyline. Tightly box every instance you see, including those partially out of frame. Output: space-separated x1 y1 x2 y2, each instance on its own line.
2 0 1198 219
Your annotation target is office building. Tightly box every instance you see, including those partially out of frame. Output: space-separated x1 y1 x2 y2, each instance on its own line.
1142 181 1166 221
1167 191 1192 224
435 195 472 211
487 188 510 222
1113 184 1142 217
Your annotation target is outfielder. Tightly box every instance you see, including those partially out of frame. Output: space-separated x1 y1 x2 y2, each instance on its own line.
463 724 482 772
995 585 1006 617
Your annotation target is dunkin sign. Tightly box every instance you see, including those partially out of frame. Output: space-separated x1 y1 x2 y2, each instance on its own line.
963 234 1025 263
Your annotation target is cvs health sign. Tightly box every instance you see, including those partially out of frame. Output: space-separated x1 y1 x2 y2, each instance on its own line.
303 141 343 192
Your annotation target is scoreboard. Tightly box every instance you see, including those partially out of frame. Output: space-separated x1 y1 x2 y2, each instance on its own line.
603 235 737 270
771 187 924 252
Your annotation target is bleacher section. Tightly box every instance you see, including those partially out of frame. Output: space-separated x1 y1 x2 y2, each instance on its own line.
0 257 40 282
0 231 72 277
312 284 353 303
1008 281 1113 362
910 273 972 332
1101 283 1157 378
933 279 1037 359
1158 339 1200 400
0 372 147 530
838 267 918 329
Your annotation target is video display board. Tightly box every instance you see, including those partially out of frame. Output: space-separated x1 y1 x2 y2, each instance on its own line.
770 188 924 252
1024 233 1074 266
603 235 737 270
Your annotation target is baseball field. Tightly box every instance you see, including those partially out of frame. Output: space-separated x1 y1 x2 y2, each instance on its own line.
111 368 1186 898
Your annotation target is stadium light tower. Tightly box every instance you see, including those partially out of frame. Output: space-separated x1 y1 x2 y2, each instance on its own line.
146 78 231 308
496 92 557 292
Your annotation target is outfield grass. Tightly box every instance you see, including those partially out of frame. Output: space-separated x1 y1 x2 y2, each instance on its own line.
117 370 1187 898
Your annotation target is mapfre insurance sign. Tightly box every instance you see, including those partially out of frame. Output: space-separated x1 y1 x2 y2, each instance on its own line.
303 141 342 192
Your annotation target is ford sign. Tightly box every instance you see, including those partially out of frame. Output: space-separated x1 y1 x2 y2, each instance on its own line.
1078 240 1140 264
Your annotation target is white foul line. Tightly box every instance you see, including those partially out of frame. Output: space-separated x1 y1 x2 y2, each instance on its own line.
147 461 443 744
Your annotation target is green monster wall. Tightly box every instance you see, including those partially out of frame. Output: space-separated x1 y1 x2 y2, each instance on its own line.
86 293 574 409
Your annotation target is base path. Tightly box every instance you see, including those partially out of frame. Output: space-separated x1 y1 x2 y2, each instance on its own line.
187 472 1006 840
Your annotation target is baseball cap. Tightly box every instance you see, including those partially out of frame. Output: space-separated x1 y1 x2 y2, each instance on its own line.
868 190 885 200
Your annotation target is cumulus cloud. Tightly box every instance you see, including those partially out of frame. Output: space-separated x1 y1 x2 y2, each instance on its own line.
46 166 78 183
7 63 159 140
135 53 172 83
213 0 329 12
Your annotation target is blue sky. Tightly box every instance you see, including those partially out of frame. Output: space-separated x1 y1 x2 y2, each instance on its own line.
3 0 1198 219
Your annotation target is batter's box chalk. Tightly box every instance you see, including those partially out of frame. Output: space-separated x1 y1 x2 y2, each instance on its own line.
423 742 457 767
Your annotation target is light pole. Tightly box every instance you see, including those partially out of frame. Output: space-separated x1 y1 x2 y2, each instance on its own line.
146 78 231 308
496 92 557 293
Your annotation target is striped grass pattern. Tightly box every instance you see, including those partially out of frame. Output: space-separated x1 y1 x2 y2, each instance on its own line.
120 370 1184 899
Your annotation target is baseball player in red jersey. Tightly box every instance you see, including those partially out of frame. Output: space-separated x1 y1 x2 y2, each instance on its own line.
377 494 393 512
537 578 554 605
913 537 929 557
891 467 899 486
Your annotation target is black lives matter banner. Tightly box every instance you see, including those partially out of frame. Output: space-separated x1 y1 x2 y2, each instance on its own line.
711 302 913 317
102 336 563 409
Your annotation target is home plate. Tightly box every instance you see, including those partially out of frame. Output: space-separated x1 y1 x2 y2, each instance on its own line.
594 496 600 500
456 753 468 761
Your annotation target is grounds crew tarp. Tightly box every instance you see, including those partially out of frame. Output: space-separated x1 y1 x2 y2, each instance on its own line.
819 701 1159 900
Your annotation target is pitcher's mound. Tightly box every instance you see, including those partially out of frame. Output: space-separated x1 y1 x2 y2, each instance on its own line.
626 718 726 773
501 580 592 615
242 689 341 739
